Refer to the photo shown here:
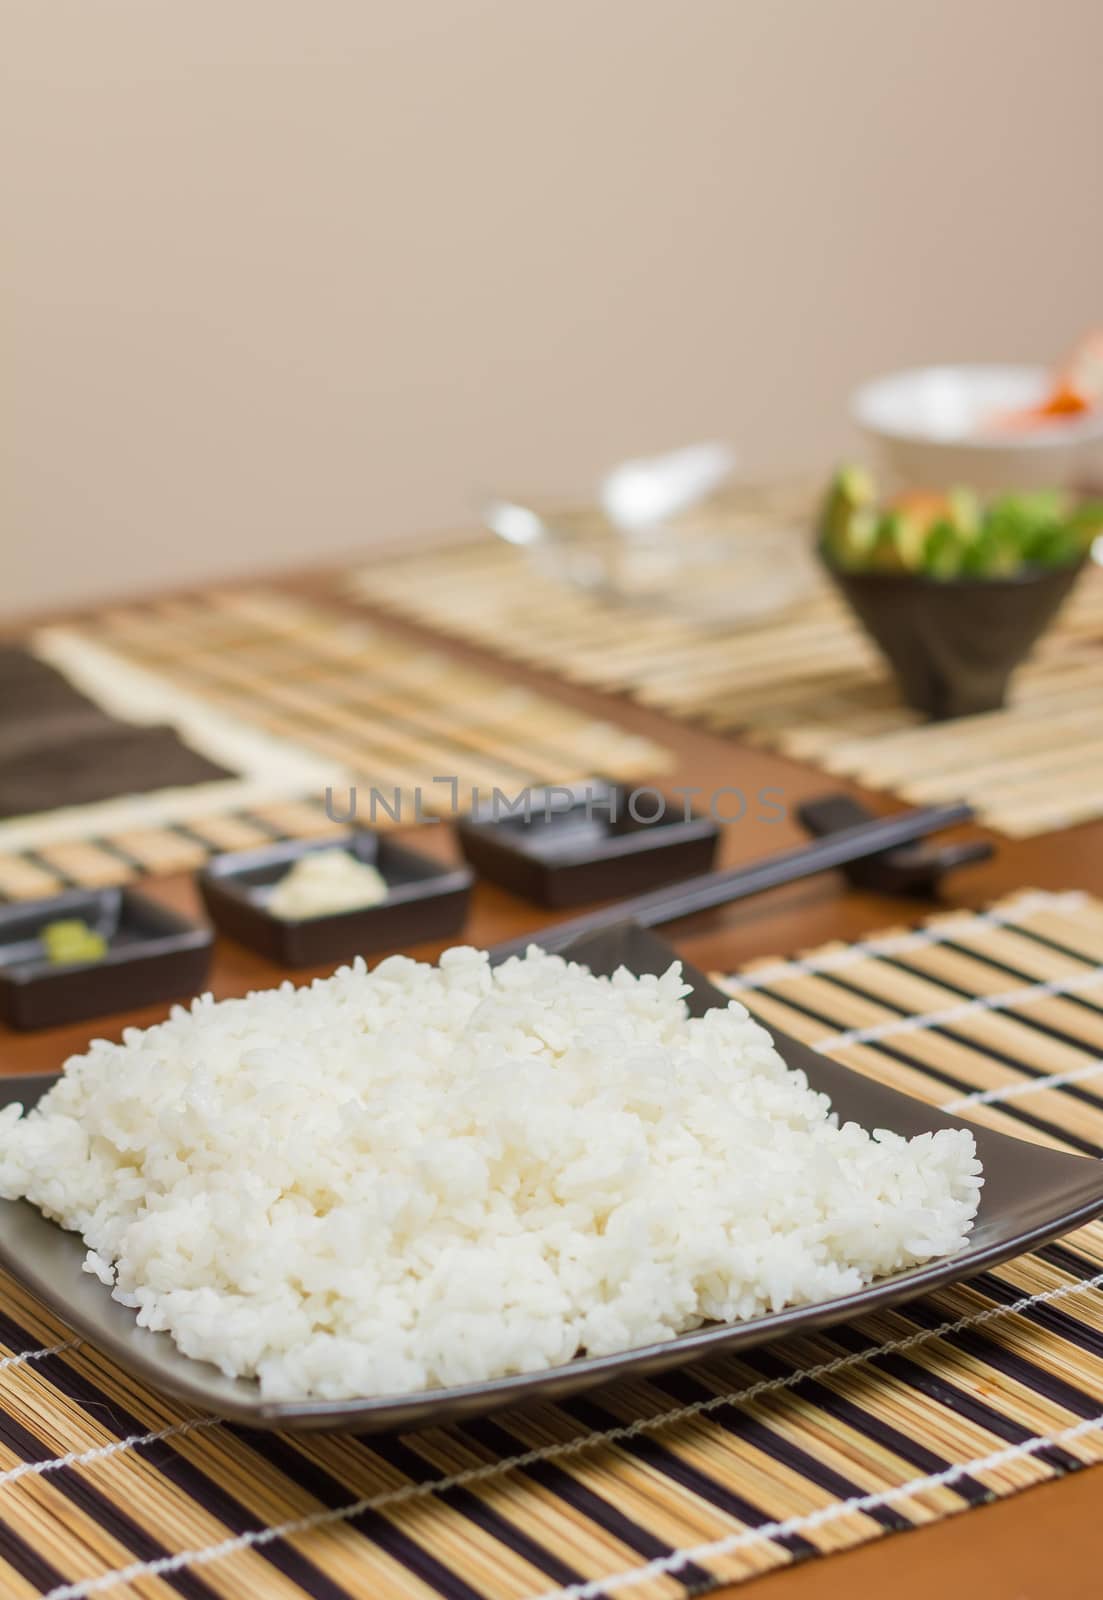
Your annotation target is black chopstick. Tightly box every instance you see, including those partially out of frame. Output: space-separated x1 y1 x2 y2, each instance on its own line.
489 800 975 962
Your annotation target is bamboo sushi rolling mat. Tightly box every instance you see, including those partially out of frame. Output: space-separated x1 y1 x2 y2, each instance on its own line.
7 886 1103 1600
0 589 669 903
343 541 1103 838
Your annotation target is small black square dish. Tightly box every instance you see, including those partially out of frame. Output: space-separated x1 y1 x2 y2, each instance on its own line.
196 831 473 968
456 779 720 907
0 888 213 1031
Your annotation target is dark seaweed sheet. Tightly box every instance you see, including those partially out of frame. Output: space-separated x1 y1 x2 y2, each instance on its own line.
0 646 232 819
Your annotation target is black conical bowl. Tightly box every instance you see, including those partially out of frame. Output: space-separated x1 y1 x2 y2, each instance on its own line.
821 553 1087 720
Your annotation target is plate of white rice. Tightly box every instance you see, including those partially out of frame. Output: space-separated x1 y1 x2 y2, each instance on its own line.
1 922 1102 1433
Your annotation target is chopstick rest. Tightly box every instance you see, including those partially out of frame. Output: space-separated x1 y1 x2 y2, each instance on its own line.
798 792 993 897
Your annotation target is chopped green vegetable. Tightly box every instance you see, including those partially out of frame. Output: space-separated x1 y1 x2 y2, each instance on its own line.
42 918 108 966
868 507 927 572
922 520 965 579
946 486 982 538
1068 500 1103 542
833 463 875 512
818 466 878 569
1022 522 1084 569
819 469 1094 579
958 523 1022 578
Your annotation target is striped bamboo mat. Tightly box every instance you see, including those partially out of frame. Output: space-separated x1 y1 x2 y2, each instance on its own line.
0 590 668 902
343 541 1103 837
5 887 1103 1599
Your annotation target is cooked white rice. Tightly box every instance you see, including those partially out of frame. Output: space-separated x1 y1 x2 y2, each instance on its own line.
0 947 982 1400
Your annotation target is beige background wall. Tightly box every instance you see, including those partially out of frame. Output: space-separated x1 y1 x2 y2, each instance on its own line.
4 0 1102 616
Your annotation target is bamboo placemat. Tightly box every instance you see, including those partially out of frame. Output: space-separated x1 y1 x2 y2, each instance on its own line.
5 887 1103 1598
0 590 669 902
343 541 1103 837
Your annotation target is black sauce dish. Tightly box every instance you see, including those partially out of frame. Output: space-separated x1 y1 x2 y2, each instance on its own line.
0 887 213 1031
196 830 473 968
456 779 721 907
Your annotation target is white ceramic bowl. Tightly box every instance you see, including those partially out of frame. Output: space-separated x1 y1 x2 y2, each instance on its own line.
852 363 1103 491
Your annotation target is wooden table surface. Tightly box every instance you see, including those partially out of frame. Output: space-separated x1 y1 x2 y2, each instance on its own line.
3 576 1101 1599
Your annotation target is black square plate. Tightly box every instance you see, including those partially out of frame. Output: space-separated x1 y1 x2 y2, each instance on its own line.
1 922 1102 1431
0 888 213 1031
456 780 719 906
196 831 472 968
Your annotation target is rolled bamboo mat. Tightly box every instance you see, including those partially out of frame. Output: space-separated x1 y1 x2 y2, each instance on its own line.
0 590 669 901
5 888 1103 1599
343 541 1103 837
